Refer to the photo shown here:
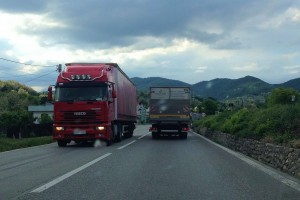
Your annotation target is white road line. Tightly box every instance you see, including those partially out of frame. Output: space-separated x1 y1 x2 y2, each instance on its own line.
192 132 300 192
117 140 136 150
31 153 112 193
138 133 149 140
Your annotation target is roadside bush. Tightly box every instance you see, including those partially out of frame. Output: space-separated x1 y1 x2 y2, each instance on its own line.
202 116 214 129
267 87 299 106
249 105 300 139
0 136 53 152
219 108 254 136
194 111 232 131
193 88 300 144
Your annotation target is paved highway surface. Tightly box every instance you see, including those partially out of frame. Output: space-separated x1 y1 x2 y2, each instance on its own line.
0 125 299 200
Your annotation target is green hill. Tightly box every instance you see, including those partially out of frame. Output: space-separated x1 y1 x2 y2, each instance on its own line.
132 76 300 100
0 80 39 95
131 77 190 91
191 76 274 99
278 78 300 91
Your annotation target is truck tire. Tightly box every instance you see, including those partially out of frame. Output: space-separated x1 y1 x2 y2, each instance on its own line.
106 139 112 146
57 140 67 147
125 123 134 138
106 126 115 146
124 131 133 138
114 124 122 143
152 132 159 139
181 133 187 139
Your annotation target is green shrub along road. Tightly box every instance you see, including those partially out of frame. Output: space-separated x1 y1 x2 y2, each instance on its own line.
0 136 53 152
193 88 300 145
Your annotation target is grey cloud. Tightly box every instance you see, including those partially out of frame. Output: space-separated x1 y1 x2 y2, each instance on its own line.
0 0 48 13
0 60 57 90
212 37 245 49
1 0 300 87
17 0 270 49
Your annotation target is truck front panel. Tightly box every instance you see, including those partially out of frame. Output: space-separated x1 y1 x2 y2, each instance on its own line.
53 101 112 141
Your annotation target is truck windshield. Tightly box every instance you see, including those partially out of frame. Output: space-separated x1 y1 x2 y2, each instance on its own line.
55 86 107 102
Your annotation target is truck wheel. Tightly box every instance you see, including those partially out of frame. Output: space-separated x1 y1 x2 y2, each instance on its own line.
181 133 187 139
57 140 67 147
114 124 122 143
106 139 112 146
152 132 158 139
115 132 122 142
128 132 133 138
126 123 134 138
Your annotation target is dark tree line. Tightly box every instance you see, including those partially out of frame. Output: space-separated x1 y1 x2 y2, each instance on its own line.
0 80 51 138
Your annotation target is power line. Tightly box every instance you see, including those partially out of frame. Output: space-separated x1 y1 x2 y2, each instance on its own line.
0 71 37 78
0 71 56 83
24 70 56 83
0 68 56 79
0 57 56 67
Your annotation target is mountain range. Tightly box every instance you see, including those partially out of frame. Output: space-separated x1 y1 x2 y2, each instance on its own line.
131 76 300 100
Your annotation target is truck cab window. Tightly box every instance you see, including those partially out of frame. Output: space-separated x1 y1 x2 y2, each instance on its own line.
55 86 108 102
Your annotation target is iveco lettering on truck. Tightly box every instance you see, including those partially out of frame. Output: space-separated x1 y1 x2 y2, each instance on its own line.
149 87 191 139
48 63 137 147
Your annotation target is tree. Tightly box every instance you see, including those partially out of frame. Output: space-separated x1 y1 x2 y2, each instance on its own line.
191 95 203 113
137 90 149 108
39 113 53 124
0 80 46 138
0 111 34 138
267 88 300 106
204 98 218 115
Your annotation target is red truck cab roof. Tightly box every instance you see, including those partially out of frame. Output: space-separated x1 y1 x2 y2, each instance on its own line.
57 63 117 84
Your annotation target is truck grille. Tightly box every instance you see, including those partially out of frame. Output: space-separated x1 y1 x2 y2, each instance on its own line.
58 111 99 124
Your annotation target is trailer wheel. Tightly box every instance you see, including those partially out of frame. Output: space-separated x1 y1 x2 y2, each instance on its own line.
57 140 67 147
126 123 134 138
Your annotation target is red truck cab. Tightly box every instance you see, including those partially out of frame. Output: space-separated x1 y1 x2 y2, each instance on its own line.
49 63 137 147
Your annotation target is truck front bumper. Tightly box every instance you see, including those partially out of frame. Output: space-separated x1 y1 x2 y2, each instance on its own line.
53 124 111 141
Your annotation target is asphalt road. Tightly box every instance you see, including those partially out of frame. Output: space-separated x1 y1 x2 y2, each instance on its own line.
0 125 299 200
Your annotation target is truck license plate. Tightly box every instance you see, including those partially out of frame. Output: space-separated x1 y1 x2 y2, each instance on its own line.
73 129 86 135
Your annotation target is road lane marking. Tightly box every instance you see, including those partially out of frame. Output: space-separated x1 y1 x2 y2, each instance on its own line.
192 132 300 192
138 133 149 140
31 153 112 193
117 140 136 150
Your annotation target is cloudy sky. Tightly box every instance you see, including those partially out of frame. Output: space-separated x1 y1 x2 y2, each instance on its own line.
0 0 300 91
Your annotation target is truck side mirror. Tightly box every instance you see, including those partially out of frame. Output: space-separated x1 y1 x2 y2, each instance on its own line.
48 86 53 101
112 90 117 98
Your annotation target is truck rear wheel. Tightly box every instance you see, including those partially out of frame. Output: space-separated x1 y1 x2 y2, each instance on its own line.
57 140 67 147
124 123 134 138
152 132 159 139
181 133 187 139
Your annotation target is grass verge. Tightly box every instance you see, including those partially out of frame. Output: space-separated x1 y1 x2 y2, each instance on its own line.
0 136 53 152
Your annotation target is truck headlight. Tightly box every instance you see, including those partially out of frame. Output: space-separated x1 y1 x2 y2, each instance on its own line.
96 126 105 131
56 127 64 131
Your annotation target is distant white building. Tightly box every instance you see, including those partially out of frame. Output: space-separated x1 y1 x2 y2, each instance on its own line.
28 104 54 124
